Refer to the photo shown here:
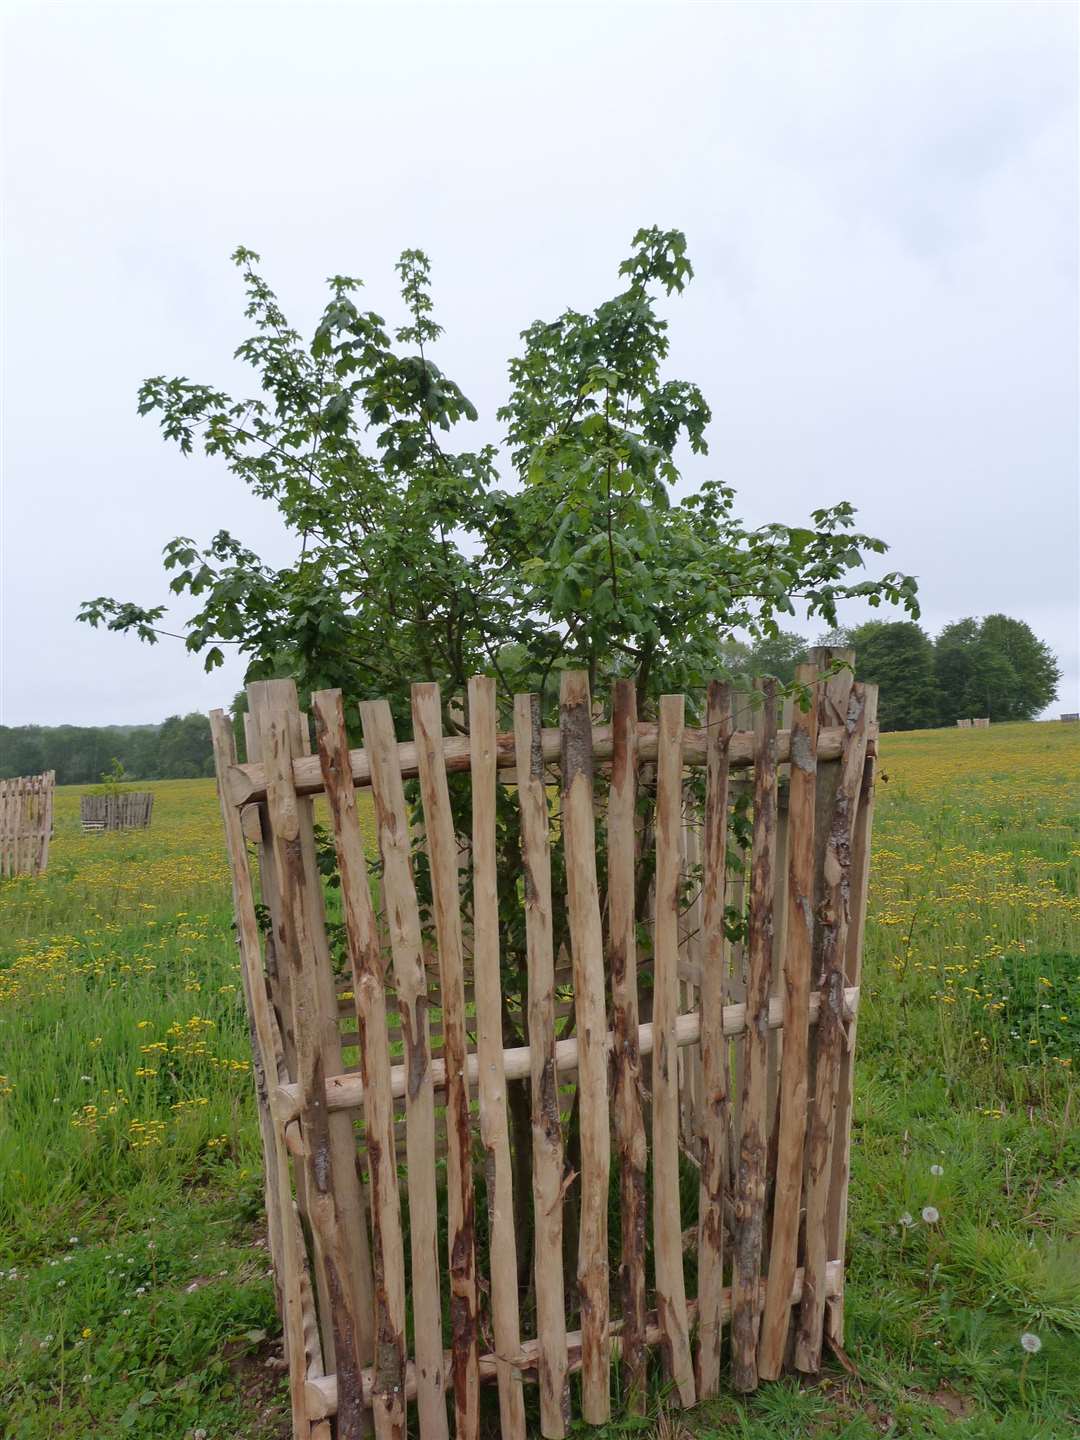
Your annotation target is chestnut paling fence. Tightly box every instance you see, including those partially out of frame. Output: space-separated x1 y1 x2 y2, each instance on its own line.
0 770 54 878
79 791 154 832
211 650 879 1440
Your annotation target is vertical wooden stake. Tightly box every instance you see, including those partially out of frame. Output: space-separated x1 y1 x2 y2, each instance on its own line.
412 683 480 1440
696 680 732 1398
361 700 449 1440
608 679 648 1411
468 676 527 1440
559 671 611 1425
825 682 879 1350
653 693 697 1407
249 680 373 1440
513 694 569 1439
314 690 407 1440
757 664 819 1379
794 679 869 1374
730 678 778 1393
210 711 311 1440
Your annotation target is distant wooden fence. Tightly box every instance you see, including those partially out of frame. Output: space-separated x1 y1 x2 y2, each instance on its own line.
80 791 154 832
956 717 990 729
212 649 879 1439
0 771 55 877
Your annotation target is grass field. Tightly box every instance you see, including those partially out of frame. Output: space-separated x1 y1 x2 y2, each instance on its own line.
1 721 1077 1438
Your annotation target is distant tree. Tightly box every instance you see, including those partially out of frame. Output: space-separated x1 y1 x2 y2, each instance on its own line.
846 621 939 731
0 727 46 778
936 614 1060 722
157 713 215 778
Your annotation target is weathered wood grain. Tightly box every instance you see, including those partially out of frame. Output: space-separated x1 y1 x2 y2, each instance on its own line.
794 672 870 1374
468 677 527 1440
608 680 648 1412
653 694 697 1407
731 678 779 1393
514 690 569 1437
757 664 819 1379
696 680 732 1398
249 680 373 1440
412 683 480 1440
360 698 449 1440
559 671 611 1424
314 690 407 1440
825 682 879 1351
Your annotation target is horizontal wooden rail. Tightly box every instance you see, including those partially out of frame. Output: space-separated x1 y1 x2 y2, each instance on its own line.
274 986 860 1124
225 722 849 808
304 1260 843 1418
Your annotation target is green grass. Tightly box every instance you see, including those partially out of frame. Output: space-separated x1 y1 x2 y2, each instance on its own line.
1 723 1078 1438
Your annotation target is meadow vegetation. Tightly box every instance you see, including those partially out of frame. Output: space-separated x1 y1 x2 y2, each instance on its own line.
0 721 1076 1438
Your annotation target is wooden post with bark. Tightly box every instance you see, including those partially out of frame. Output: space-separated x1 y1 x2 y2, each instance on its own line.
559 671 611 1425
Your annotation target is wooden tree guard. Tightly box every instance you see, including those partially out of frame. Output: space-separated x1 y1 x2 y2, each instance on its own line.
80 791 154 831
0 770 54 877
211 656 879 1437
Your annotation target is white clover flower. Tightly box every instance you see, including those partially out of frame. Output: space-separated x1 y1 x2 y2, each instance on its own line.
898 1212 914 1228
930 1164 944 1176
1020 1332 1042 1354
921 1206 940 1225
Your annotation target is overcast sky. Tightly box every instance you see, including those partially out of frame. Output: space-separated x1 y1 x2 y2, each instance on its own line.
2 0 1077 727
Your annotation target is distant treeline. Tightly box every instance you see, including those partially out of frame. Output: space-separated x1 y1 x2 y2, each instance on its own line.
1 613 1061 778
728 613 1060 732
0 713 214 784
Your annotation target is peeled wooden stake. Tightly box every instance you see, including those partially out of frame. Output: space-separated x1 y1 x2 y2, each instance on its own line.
731 678 778 1393
696 681 732 1398
514 693 569 1439
758 664 819 1380
314 690 407 1440
559 671 611 1425
608 680 648 1412
412 683 480 1440
468 676 526 1440
652 694 696 1407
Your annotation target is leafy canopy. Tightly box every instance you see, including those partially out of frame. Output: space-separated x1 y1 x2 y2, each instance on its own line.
79 228 918 717
935 614 1060 723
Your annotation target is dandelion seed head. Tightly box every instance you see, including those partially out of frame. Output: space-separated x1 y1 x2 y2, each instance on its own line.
921 1206 940 1225
1020 1332 1042 1354
898 1212 914 1227
930 1164 944 1176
